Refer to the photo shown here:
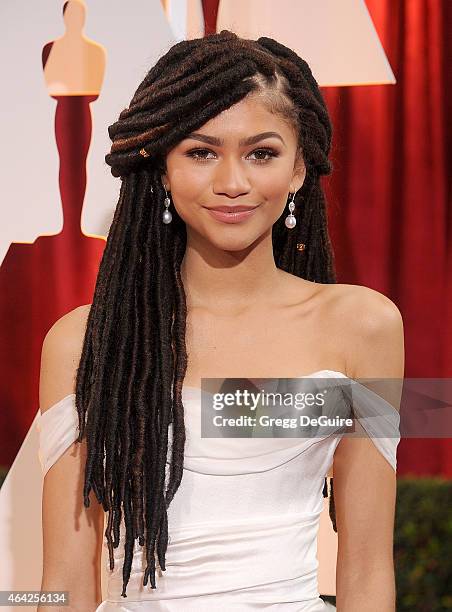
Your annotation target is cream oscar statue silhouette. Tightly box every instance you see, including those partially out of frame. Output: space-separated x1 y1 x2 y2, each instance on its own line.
43 0 106 96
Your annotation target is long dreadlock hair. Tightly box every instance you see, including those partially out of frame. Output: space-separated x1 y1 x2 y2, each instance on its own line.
75 30 338 598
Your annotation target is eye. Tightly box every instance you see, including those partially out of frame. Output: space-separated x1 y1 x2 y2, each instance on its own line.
249 148 279 163
185 148 215 161
185 147 279 164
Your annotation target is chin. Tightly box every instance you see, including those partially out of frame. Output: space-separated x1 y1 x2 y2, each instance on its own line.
207 234 261 252
186 221 267 251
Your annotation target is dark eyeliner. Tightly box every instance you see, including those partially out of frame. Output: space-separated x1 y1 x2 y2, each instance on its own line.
185 147 279 162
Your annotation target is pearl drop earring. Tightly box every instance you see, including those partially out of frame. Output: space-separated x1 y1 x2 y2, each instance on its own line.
285 192 296 229
162 185 172 224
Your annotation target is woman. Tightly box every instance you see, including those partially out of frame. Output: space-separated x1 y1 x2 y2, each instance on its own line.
38 30 403 611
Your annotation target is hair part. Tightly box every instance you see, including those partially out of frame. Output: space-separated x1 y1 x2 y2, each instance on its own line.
244 70 304 169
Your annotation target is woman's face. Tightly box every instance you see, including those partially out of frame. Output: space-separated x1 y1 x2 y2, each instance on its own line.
162 94 306 251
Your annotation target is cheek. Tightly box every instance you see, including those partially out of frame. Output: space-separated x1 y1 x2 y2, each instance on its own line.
262 177 291 200
168 165 207 202
256 171 293 207
248 158 295 196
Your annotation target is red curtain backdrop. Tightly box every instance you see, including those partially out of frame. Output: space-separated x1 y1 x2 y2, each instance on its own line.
1 1 450 478
320 0 451 477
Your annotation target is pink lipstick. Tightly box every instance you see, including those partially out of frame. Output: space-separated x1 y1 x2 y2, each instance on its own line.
205 206 259 224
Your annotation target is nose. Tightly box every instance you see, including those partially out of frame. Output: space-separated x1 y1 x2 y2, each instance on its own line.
212 155 252 198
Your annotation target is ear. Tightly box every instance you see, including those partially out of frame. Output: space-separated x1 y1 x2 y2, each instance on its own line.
160 158 170 190
161 173 169 191
290 159 306 193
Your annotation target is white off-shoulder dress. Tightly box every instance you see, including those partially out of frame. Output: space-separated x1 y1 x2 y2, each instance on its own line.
37 370 400 611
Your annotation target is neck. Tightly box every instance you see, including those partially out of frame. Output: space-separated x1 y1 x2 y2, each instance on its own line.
180 229 282 315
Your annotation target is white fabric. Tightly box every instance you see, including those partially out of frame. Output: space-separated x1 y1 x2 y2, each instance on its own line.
37 393 80 476
37 370 400 611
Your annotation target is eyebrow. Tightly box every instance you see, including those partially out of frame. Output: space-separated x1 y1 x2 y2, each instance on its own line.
184 131 286 147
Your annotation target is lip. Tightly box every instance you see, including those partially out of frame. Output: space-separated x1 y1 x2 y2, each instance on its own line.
208 206 258 212
204 205 259 224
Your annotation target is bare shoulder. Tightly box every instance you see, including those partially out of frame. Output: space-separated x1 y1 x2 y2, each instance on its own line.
321 283 404 379
43 303 92 345
325 282 403 326
39 304 92 412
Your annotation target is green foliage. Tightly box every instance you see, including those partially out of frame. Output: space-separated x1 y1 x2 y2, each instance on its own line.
395 477 452 611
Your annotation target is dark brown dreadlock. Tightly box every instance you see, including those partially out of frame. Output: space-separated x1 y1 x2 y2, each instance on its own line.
75 30 338 598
